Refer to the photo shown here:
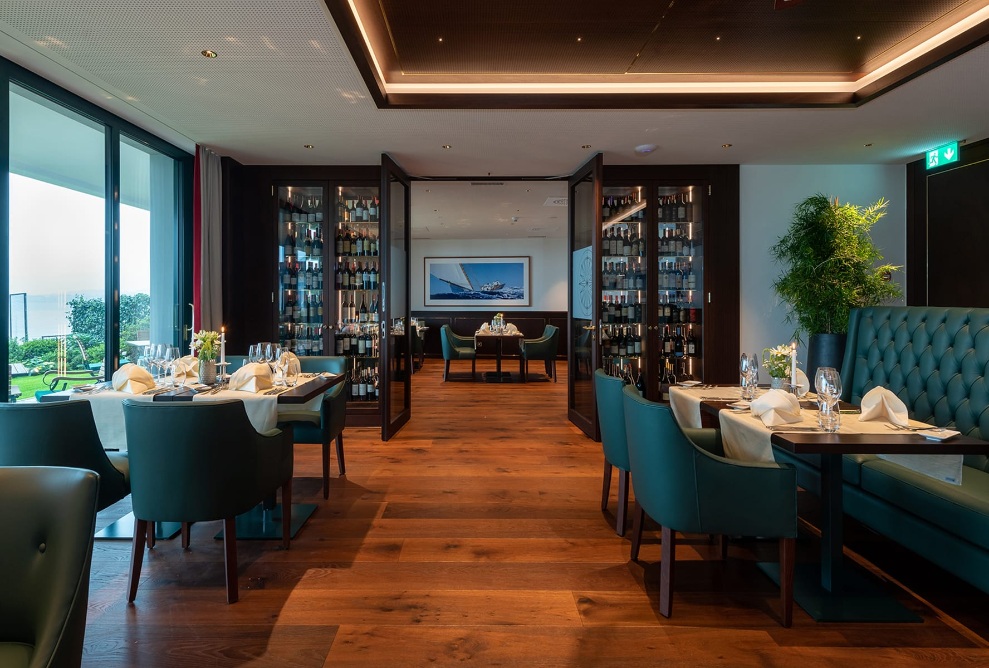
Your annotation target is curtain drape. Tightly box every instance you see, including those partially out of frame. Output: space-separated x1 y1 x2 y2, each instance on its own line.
197 145 223 331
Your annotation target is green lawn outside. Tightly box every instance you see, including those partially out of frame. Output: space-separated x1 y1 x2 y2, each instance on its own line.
9 373 97 401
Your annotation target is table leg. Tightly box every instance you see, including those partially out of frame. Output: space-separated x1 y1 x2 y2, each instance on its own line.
820 453 843 592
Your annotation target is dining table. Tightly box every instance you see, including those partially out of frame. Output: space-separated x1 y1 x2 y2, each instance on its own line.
43 372 344 542
669 383 989 622
474 330 525 382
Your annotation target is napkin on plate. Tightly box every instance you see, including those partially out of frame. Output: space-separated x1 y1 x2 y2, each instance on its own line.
478 322 490 333
227 362 273 393
750 389 803 426
172 355 199 385
859 386 909 426
111 363 156 394
794 368 810 397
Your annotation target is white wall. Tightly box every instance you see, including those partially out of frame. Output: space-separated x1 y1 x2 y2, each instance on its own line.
739 165 907 366
411 237 568 311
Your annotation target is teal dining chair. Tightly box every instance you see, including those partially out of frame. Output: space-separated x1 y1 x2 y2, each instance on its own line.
594 369 632 535
520 325 559 382
622 385 798 627
440 325 476 381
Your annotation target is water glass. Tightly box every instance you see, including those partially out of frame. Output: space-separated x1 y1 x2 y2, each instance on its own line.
818 403 841 432
284 358 301 387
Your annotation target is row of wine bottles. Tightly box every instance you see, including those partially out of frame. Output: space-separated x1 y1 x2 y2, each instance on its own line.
602 295 643 324
660 324 699 358
277 324 325 356
658 225 696 257
348 363 380 402
601 195 645 221
338 196 380 224
602 225 644 257
658 357 696 397
335 225 380 257
339 293 379 325
280 260 324 292
280 293 324 324
603 259 645 290
658 297 701 324
335 261 379 291
282 227 323 258
657 194 694 223
602 326 642 358
335 325 380 357
658 261 698 291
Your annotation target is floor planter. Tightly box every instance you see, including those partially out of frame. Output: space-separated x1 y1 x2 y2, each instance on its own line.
806 333 847 388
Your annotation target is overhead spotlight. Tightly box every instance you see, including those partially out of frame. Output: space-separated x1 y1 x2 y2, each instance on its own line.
581 144 592 149
201 50 218 58
303 144 314 149
722 143 733 149
442 144 452 149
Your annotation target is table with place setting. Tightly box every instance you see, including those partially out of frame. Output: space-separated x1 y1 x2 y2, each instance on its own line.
474 324 524 382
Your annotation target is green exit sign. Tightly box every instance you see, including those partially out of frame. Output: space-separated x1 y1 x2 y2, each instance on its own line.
926 141 959 169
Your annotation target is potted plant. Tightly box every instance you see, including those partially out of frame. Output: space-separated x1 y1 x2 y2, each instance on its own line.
770 194 902 382
192 329 220 384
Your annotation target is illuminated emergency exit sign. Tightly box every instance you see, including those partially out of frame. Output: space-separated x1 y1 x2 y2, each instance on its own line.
926 141 959 169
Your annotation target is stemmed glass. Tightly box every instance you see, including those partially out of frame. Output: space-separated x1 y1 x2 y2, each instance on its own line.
162 346 178 387
152 344 167 383
815 367 842 432
739 353 755 400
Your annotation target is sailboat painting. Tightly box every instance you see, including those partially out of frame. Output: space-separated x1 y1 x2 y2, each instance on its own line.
425 256 530 307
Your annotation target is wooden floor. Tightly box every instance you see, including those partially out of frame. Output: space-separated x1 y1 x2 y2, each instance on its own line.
85 359 989 667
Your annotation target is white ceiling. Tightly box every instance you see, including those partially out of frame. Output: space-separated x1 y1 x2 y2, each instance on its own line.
1 0 988 177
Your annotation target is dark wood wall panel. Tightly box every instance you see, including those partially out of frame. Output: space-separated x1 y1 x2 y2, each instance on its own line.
413 311 567 359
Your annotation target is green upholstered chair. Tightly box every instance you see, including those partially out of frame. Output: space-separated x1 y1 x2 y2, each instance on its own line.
278 355 348 499
122 399 293 604
593 369 632 536
520 325 560 382
440 325 476 381
223 355 248 373
622 385 798 627
0 466 99 668
0 400 130 512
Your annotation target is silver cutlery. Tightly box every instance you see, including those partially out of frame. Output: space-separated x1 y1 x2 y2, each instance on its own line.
886 422 942 432
767 426 822 432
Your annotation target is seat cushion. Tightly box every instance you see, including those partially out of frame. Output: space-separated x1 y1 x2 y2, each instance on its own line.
453 346 476 358
0 641 33 667
107 451 129 478
277 410 321 425
861 460 989 551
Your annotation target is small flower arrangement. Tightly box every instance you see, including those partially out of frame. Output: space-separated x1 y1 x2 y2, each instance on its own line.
192 329 220 361
763 344 796 379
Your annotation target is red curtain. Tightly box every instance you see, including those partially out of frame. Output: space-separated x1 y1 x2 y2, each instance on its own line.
192 145 202 333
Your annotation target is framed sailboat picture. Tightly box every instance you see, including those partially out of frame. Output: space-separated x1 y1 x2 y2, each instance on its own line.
425 256 530 307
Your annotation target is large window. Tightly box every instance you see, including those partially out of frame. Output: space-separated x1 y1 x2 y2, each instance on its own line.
4 64 191 402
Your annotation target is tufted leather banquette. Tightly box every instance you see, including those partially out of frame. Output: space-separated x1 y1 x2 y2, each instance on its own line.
772 306 989 593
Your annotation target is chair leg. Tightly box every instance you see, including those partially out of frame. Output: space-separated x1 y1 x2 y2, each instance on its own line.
282 477 293 550
551 359 557 382
336 433 346 476
322 436 331 500
601 460 613 512
444 360 450 381
780 536 795 627
660 525 676 618
616 470 630 537
521 357 527 383
630 502 646 562
181 522 191 550
128 519 148 603
223 517 239 604
146 521 156 549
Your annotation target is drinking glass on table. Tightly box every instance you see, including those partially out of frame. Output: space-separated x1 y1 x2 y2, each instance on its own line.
815 367 842 432
284 357 301 387
739 353 756 400
162 346 177 387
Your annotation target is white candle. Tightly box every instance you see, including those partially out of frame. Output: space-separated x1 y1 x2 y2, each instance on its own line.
220 326 226 373
790 341 797 389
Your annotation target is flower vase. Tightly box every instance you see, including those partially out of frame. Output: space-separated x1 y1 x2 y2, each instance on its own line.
199 359 217 385
770 377 785 390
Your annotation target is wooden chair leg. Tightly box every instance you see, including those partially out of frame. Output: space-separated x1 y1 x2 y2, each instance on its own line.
444 360 450 381
630 502 646 562
282 477 293 550
660 525 676 618
146 521 156 549
521 357 527 383
601 460 613 512
322 437 331 500
780 536 795 627
616 469 630 537
335 433 346 476
223 517 239 604
128 519 148 603
181 522 191 550
551 359 557 382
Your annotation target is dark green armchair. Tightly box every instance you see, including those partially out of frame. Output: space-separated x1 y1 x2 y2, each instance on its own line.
622 385 798 627
440 325 476 381
278 355 348 499
0 400 130 512
122 399 293 604
520 325 559 382
594 369 631 536
0 466 99 668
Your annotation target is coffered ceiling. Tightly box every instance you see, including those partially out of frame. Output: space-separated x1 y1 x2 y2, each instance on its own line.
0 0 988 176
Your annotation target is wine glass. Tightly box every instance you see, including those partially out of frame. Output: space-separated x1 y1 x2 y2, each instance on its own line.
152 344 166 382
747 353 759 397
739 353 753 400
815 367 842 432
162 346 177 387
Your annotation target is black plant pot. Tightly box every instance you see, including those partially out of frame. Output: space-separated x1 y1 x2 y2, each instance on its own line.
806 333 847 389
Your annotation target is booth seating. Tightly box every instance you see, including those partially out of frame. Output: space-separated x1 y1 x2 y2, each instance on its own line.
771 306 989 593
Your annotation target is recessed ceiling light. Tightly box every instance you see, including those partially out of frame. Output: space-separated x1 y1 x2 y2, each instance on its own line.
201 49 217 58
581 144 592 149
438 37 443 42
577 37 583 42
635 144 658 155
722 143 733 148
856 35 862 40
303 144 314 149
442 144 451 149
715 36 721 41
864 143 873 147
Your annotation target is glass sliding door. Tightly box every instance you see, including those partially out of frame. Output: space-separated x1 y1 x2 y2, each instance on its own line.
380 154 411 440
119 135 180 364
8 83 107 397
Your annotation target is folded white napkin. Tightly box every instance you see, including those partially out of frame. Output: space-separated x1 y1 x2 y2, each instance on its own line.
227 362 273 393
795 368 810 397
478 322 490 333
505 323 519 334
111 363 156 394
750 389 803 426
859 386 909 426
172 355 199 385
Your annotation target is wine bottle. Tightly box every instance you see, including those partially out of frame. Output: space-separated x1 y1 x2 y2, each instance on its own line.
359 295 368 323
370 262 379 290
284 226 295 257
313 229 323 257
303 230 313 256
369 197 379 222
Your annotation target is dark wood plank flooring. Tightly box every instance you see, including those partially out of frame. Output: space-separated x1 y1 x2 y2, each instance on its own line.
84 359 989 666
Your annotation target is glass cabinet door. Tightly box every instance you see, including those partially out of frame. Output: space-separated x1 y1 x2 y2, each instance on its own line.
599 186 647 391
277 185 326 356
656 185 703 396
333 185 381 407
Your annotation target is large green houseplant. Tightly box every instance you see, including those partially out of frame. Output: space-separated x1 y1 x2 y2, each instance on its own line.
770 193 902 381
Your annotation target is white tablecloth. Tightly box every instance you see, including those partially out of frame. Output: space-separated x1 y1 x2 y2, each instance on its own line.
68 381 323 451
668 385 745 428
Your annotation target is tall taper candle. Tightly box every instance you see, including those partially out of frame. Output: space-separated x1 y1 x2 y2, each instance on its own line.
220 326 226 373
790 341 797 390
